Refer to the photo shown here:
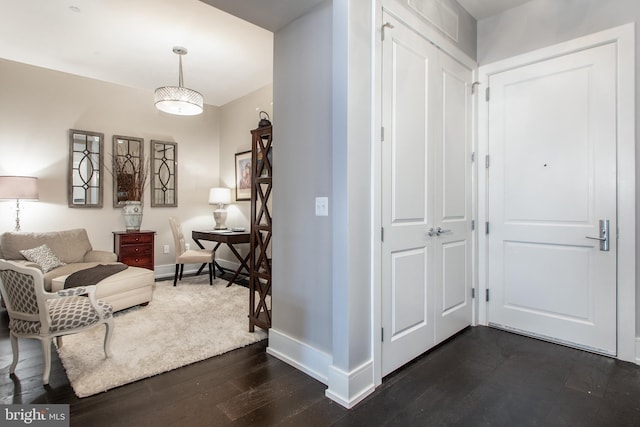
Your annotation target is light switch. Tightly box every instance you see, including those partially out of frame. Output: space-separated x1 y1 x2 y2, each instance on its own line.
315 197 329 216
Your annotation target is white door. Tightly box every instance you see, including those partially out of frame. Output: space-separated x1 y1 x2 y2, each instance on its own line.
486 43 617 355
433 52 473 345
381 13 473 376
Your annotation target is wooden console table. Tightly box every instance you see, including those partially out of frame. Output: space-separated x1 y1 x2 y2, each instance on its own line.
191 230 250 287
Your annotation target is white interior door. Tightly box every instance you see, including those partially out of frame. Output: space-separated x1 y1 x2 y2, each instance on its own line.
381 14 436 376
381 13 473 376
433 51 473 344
486 43 617 355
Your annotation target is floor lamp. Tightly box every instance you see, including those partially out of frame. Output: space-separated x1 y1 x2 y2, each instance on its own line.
0 176 39 231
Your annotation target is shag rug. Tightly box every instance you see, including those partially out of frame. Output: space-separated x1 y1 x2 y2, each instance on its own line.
57 276 267 398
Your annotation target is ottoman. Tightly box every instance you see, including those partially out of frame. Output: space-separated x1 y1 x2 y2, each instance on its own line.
51 266 155 312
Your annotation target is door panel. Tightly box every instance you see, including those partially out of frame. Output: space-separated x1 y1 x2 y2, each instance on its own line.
487 43 617 355
434 52 473 344
382 13 436 376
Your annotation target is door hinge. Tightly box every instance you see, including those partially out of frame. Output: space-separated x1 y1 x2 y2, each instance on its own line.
472 288 475 298
471 220 475 231
382 22 394 41
485 222 490 235
486 289 490 302
381 126 385 141
485 87 490 102
471 152 475 162
381 328 384 341
381 227 384 242
485 155 490 169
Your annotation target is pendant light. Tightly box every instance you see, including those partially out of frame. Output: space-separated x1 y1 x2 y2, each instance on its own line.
154 47 203 116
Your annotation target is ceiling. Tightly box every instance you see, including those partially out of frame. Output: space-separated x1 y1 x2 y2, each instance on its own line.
0 0 529 108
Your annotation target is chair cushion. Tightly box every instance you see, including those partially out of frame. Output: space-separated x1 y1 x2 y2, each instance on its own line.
176 249 213 264
19 244 66 273
47 296 113 333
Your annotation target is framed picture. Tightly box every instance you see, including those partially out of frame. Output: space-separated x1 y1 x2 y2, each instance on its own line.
235 150 252 201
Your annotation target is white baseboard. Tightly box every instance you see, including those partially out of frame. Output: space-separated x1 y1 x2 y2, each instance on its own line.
635 338 640 365
267 328 376 409
153 259 241 281
266 328 331 385
325 361 375 409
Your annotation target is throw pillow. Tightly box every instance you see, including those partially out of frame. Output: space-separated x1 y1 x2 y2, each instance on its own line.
19 244 66 273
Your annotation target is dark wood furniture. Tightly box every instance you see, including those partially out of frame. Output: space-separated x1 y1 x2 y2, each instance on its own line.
249 125 272 332
191 230 250 287
113 230 155 270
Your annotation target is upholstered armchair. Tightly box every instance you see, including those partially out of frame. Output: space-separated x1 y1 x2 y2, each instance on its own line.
169 216 213 286
0 260 113 385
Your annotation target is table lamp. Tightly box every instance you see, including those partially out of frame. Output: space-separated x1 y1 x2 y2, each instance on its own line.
208 187 231 230
0 176 39 231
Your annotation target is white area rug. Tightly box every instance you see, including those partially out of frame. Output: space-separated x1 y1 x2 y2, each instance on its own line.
57 277 267 398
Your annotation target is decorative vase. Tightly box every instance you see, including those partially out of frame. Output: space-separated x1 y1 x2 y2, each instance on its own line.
122 201 143 231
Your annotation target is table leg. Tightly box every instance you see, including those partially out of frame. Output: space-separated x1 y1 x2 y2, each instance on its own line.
226 244 251 287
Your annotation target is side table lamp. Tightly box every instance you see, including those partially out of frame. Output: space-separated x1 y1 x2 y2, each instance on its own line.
208 187 231 230
0 176 39 231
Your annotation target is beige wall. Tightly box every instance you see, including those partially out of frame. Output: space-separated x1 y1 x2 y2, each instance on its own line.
0 58 269 276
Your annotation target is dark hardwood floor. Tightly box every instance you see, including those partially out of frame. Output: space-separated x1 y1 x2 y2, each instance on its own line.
2 305 640 426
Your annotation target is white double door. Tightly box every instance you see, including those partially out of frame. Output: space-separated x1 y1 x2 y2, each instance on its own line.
485 43 618 355
381 13 473 376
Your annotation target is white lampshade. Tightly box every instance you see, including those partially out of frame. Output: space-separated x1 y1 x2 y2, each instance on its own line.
208 187 231 205
0 176 39 232
0 176 39 200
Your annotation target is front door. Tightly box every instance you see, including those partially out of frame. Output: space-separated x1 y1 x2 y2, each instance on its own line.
486 43 617 355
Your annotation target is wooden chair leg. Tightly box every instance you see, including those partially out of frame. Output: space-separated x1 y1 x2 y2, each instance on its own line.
41 338 52 385
208 263 213 285
104 319 114 358
179 264 184 280
9 333 18 374
174 264 180 286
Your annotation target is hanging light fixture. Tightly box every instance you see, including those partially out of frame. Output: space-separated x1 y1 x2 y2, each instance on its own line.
154 46 203 116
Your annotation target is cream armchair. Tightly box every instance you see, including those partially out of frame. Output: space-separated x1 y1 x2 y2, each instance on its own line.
0 260 113 385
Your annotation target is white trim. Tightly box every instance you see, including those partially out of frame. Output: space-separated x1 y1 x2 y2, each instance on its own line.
477 23 636 363
266 328 331 385
635 338 640 365
325 360 375 409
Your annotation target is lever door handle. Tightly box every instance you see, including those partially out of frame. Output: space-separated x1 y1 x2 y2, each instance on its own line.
426 227 436 237
435 227 451 236
585 219 609 251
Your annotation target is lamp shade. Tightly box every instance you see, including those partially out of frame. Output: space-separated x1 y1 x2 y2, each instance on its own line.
208 187 231 205
0 176 39 200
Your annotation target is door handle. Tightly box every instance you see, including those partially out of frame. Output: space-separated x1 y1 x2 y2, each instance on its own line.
426 227 436 237
585 219 609 251
435 227 452 236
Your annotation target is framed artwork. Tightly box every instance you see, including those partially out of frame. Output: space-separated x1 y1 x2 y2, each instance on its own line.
235 150 252 201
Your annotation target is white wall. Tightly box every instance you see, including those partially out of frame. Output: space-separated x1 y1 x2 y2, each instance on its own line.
272 1 334 354
477 0 640 336
0 58 221 273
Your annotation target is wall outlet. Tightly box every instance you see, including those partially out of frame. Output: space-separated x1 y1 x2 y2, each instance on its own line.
315 197 329 216
185 243 190 250
163 244 170 254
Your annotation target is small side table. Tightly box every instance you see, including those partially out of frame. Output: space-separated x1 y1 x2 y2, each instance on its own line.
113 230 155 271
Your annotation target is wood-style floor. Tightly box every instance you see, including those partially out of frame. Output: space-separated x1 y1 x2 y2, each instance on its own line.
2 307 640 426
